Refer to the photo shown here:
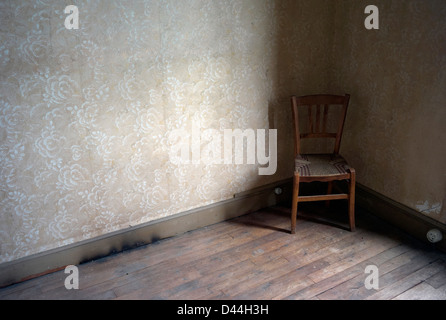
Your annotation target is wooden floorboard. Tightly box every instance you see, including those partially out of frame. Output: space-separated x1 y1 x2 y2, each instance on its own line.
1 203 446 300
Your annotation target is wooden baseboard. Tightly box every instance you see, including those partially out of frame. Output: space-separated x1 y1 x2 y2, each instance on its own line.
0 178 293 288
356 183 446 252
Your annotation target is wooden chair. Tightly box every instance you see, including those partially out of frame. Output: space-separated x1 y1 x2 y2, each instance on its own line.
290 94 355 233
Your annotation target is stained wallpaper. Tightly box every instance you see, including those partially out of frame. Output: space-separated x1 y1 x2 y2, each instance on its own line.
1 0 445 266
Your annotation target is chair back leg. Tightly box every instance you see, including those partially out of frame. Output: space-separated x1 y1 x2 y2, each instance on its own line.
291 172 300 234
348 168 356 231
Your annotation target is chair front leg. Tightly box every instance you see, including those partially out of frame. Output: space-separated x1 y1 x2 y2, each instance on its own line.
348 168 356 232
291 172 300 234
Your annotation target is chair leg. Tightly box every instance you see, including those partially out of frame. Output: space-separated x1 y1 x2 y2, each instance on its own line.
348 169 356 232
291 172 300 234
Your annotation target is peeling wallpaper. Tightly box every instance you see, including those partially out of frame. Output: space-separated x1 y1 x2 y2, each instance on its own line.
0 0 444 265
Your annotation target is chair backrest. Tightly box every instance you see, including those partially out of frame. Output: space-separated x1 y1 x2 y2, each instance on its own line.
291 94 350 156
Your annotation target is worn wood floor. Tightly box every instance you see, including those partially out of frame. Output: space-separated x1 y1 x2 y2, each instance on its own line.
1 203 446 300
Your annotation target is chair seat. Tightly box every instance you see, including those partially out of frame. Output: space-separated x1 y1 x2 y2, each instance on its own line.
295 154 351 177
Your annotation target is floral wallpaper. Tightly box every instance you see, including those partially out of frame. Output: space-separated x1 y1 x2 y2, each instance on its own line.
0 0 334 264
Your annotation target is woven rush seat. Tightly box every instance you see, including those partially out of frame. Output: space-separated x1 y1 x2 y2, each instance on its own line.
295 154 350 177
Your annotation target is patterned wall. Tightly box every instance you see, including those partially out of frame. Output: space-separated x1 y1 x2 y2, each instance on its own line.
0 0 333 263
